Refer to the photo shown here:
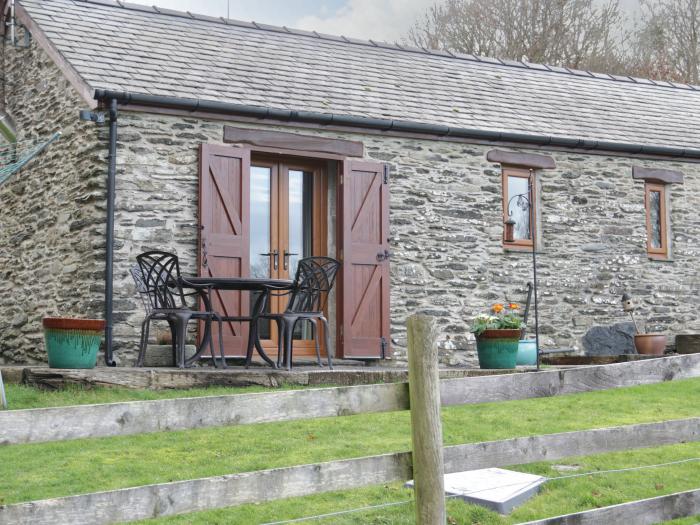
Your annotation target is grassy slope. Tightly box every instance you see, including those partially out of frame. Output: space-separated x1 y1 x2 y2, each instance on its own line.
3 383 307 410
1 378 700 509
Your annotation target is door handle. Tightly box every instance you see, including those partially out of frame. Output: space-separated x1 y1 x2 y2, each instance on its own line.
283 251 298 271
260 250 279 270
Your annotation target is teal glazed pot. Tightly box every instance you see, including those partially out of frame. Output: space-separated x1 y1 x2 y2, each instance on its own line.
475 329 520 369
43 317 105 369
517 339 538 366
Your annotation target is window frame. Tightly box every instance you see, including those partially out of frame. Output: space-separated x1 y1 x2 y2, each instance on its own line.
644 181 669 259
502 167 537 248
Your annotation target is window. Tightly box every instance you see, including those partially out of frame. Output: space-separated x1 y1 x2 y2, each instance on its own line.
502 167 536 247
644 182 669 258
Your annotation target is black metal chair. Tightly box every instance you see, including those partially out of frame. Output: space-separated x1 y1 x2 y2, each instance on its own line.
130 264 177 366
134 251 226 368
261 256 341 371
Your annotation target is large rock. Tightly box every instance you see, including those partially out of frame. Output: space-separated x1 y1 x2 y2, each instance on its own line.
582 322 637 356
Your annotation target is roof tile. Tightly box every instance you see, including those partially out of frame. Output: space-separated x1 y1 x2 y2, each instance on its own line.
19 0 700 150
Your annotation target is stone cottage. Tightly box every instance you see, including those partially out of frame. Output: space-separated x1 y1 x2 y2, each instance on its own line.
1 0 698 366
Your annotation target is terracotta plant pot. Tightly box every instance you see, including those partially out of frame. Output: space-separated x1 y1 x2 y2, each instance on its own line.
43 317 105 369
475 329 521 369
634 333 667 355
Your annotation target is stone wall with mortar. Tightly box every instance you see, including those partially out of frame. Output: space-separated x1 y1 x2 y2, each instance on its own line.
110 112 700 366
0 34 104 364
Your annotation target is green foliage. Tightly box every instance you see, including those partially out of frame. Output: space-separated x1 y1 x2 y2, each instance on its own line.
3 383 312 411
471 302 522 336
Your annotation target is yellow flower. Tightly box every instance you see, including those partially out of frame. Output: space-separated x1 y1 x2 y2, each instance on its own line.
509 303 519 310
492 303 504 313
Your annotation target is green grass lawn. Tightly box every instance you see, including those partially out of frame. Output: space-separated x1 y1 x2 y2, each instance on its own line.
1 378 700 512
133 442 700 524
3 383 309 410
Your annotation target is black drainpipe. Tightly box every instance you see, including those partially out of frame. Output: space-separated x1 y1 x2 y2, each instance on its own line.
104 98 118 366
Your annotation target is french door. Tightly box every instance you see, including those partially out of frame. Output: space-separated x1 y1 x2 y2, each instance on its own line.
249 157 327 357
199 145 390 360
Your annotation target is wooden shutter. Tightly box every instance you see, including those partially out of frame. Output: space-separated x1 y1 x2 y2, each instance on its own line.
339 160 391 358
199 144 250 356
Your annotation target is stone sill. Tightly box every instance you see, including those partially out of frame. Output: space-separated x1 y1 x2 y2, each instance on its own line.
502 246 543 255
647 255 674 263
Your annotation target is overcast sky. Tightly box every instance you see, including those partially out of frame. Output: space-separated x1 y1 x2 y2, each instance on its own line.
148 0 643 42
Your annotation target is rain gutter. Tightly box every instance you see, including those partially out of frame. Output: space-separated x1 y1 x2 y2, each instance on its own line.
94 89 700 159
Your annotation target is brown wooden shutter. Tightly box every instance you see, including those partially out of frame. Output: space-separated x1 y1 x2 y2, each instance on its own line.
199 144 250 356
339 159 391 359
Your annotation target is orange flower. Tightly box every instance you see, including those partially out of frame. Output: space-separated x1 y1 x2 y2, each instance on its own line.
509 303 519 310
492 303 504 313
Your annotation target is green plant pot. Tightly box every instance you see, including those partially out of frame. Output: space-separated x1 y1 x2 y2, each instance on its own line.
43 318 105 369
476 329 520 369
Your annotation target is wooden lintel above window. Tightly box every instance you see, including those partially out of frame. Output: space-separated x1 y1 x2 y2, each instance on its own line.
223 126 364 158
632 166 684 184
486 149 555 169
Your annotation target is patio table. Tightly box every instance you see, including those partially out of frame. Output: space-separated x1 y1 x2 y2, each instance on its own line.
179 276 294 368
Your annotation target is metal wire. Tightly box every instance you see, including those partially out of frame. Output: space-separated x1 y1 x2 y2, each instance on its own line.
260 499 414 525
0 131 61 183
547 457 700 482
259 457 700 525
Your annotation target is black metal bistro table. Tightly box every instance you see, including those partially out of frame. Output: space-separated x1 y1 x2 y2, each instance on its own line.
180 276 294 368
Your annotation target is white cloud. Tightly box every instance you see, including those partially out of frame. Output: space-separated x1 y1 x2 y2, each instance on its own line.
295 0 434 43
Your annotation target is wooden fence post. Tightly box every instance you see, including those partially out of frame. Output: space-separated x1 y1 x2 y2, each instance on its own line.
407 314 446 525
0 370 7 409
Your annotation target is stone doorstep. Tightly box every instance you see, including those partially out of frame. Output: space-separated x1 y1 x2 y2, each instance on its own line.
16 364 532 390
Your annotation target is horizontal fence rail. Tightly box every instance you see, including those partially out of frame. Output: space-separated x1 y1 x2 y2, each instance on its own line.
1 354 699 446
439 352 700 406
519 487 700 525
1 417 699 525
0 383 408 446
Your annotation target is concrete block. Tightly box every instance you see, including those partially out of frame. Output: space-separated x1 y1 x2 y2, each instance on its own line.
407 467 546 514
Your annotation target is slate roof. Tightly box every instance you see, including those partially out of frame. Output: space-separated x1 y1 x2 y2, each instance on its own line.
19 0 700 150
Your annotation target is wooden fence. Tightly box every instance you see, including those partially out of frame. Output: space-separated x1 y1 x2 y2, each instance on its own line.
1 417 698 524
1 331 699 523
2 352 699 446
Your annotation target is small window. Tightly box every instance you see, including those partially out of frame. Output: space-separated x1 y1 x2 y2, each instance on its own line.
502 167 536 247
644 182 669 258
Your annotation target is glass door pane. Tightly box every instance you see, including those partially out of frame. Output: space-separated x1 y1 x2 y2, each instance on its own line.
250 165 272 340
649 190 662 248
287 169 315 341
287 170 314 278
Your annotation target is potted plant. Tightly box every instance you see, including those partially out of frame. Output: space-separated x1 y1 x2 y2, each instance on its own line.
471 303 523 369
43 317 106 369
621 293 667 355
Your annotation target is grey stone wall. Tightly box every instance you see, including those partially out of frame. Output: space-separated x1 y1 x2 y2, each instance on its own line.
0 34 104 364
110 113 700 366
